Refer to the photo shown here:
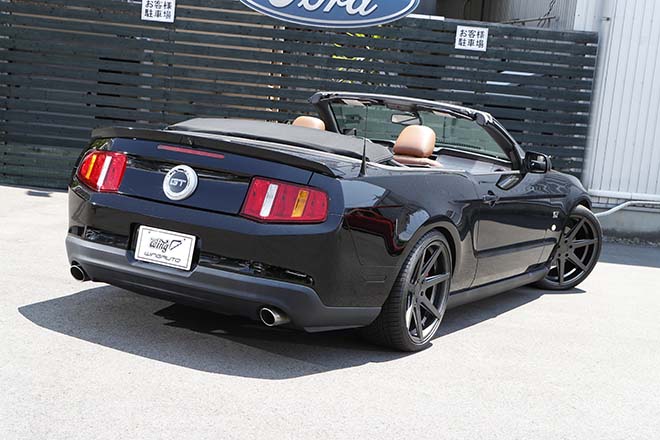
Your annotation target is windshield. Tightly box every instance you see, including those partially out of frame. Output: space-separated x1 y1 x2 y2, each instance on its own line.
330 102 509 160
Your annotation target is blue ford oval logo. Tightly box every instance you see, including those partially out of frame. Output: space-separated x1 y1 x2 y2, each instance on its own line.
240 0 420 28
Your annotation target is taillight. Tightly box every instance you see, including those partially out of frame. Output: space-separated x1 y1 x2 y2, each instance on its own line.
241 177 328 223
77 151 127 192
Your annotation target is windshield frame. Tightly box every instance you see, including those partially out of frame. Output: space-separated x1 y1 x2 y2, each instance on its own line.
312 92 523 170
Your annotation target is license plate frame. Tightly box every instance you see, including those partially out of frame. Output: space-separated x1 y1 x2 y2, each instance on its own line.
134 226 196 271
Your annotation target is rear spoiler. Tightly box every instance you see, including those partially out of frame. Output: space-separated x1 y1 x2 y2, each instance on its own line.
91 127 336 177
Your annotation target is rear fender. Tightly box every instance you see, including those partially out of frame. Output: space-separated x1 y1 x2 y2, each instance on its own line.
340 175 479 293
395 217 476 292
399 218 462 272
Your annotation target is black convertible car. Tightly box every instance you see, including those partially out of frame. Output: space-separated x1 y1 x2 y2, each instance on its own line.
66 92 602 351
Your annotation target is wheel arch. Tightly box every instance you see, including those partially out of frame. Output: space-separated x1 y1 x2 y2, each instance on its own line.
552 197 593 235
431 225 457 271
400 218 462 275
574 197 592 210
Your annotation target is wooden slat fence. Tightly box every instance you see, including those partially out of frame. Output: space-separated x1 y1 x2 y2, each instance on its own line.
0 0 598 188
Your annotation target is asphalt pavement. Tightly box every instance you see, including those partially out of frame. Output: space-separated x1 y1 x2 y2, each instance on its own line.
1 184 659 440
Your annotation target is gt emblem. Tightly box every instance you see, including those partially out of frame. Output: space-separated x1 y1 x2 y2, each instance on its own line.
163 165 198 201
553 211 560 219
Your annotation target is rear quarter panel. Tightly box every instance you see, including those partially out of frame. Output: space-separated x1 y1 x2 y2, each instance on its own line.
340 168 481 295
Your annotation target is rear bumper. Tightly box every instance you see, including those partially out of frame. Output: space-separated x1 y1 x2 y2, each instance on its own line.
67 187 395 309
66 235 380 332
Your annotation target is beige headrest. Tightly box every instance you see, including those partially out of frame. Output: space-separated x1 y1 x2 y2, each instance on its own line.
292 116 326 130
393 125 437 158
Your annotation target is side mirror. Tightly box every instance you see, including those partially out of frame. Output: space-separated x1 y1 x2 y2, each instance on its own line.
524 151 552 174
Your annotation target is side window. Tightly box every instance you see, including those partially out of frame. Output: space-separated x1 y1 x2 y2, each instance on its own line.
422 113 510 161
332 104 403 141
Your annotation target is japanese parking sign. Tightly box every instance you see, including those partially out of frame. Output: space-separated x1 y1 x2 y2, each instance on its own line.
142 0 176 23
455 26 488 52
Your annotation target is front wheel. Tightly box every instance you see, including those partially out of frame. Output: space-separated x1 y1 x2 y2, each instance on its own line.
361 231 452 352
535 205 602 291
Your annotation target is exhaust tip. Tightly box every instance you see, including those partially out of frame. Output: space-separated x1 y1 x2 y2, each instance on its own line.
259 307 290 327
70 264 89 282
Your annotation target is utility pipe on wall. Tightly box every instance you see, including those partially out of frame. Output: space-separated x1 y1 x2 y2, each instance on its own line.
589 189 660 218
595 201 660 219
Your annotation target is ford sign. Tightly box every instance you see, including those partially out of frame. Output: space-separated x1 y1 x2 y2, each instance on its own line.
239 0 420 28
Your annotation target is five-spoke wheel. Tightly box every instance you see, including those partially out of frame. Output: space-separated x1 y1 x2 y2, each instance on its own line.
362 231 452 352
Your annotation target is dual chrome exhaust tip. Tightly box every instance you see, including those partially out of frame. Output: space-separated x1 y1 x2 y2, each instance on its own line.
259 307 290 327
70 264 90 282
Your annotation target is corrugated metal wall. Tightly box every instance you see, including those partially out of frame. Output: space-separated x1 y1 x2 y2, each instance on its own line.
583 0 660 203
483 0 578 30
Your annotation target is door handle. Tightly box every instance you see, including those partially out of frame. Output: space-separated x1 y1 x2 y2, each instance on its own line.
482 192 500 206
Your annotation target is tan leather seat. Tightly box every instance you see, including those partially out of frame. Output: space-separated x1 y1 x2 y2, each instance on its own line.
393 125 442 168
292 116 326 130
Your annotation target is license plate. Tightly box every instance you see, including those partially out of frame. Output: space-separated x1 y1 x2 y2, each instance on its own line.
135 226 196 271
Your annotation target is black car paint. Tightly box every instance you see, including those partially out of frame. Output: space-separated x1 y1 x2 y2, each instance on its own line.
338 163 589 295
66 100 591 332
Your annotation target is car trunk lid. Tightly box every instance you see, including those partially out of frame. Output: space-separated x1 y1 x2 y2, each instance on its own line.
90 127 353 215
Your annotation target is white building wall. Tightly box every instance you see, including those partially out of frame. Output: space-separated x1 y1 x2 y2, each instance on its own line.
580 0 660 203
574 0 604 31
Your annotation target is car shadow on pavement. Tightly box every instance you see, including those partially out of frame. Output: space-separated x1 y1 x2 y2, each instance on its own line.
435 286 583 339
19 284 583 379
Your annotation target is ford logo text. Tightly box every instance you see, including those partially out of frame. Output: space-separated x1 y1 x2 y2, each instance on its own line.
239 0 420 28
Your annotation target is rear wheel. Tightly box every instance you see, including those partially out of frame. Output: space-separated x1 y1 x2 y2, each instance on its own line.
535 205 602 291
362 231 452 352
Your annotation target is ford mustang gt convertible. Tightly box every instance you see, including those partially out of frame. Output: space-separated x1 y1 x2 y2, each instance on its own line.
66 92 602 351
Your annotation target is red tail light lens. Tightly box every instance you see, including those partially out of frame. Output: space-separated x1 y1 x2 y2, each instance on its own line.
77 151 127 192
241 177 329 223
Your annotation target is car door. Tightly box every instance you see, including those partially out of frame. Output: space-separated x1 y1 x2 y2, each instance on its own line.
472 169 561 286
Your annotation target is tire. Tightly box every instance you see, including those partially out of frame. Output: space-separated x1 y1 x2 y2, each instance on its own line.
535 205 602 291
361 231 452 352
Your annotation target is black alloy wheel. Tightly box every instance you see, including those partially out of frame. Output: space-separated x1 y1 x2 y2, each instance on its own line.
362 231 452 352
536 205 602 291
